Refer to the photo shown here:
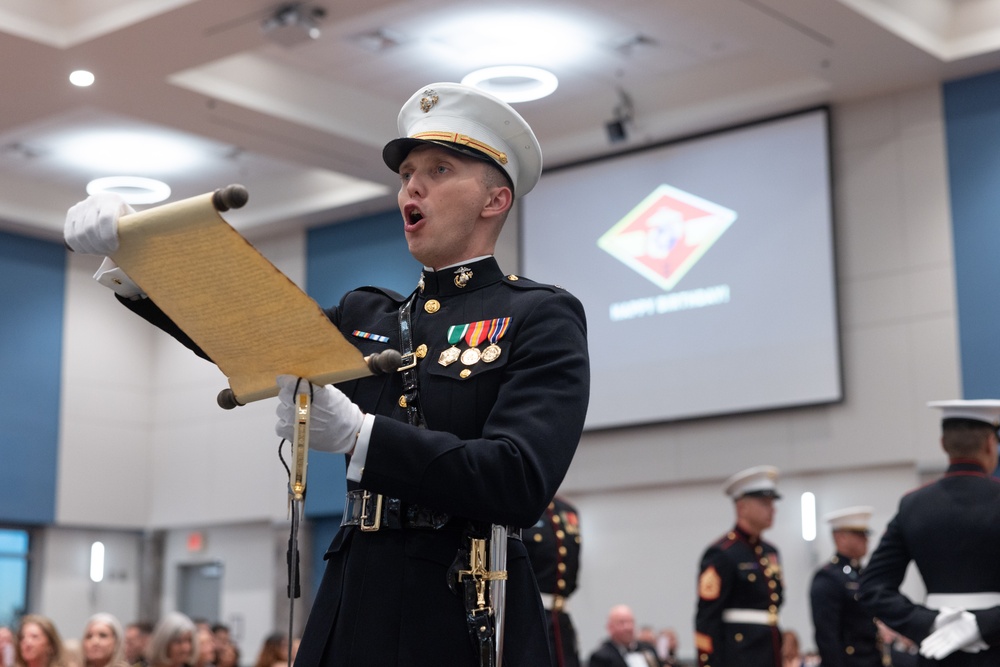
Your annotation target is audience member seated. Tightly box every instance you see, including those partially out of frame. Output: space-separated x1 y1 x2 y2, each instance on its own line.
2 627 16 667
190 628 213 667
781 630 803 667
123 624 152 667
588 605 662 667
81 614 129 667
212 643 237 667
654 629 678 667
146 614 195 667
16 615 68 667
252 634 287 667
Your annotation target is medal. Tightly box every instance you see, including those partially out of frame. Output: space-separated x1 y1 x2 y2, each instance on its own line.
461 320 489 365
439 324 467 366
481 317 510 363
460 347 481 365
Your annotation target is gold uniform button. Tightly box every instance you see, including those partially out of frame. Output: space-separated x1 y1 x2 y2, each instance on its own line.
558 546 567 556
748 573 756 582
552 515 562 524
424 299 441 313
556 530 565 539
557 563 567 573
557 580 566 590
507 274 519 281
845 646 855 655
398 395 407 407
770 593 780 602
768 580 777 589
734 633 743 642
769 604 778 613
460 369 472 379
533 533 543 543
415 344 427 358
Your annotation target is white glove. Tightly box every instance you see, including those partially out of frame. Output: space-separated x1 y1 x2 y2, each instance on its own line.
920 609 987 659
64 193 135 255
275 375 365 454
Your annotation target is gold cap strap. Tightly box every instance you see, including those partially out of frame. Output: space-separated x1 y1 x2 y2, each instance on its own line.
412 131 508 164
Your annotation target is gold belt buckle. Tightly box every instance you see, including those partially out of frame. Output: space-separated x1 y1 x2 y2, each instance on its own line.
397 353 417 371
360 491 383 532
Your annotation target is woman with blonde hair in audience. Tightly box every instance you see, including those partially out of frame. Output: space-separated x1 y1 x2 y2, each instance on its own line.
145 614 195 667
81 614 128 667
16 615 67 667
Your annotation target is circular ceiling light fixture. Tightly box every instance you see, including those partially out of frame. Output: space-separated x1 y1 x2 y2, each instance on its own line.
462 66 558 103
87 176 171 205
69 70 95 87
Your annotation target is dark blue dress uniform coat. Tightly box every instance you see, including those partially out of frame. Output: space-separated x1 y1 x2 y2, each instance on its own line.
859 460 1000 666
695 526 783 667
304 258 590 666
809 553 880 667
122 256 591 666
524 496 582 667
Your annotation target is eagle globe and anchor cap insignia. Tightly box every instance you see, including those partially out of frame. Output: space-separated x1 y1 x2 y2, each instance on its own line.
419 90 439 113
597 184 737 291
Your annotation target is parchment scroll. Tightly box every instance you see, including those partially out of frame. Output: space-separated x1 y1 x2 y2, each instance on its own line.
110 186 370 405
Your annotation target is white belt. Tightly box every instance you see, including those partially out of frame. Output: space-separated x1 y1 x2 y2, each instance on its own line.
926 592 1000 610
722 608 779 626
540 592 569 612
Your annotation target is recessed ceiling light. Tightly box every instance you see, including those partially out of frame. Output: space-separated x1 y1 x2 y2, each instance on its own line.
87 176 171 205
462 66 558 103
69 70 95 87
61 130 204 174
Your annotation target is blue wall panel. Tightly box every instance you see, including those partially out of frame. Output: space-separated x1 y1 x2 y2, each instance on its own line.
943 70 1000 398
0 233 65 524
302 209 418 518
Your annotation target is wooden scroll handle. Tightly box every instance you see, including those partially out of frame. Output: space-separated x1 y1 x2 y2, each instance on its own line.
212 184 249 212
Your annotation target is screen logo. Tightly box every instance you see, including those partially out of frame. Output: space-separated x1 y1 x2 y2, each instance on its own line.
597 184 737 291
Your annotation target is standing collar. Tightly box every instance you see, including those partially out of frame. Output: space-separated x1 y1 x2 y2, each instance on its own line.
946 459 989 476
418 256 505 297
732 524 761 545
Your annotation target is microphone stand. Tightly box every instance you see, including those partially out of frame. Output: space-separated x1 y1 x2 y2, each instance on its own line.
287 390 310 667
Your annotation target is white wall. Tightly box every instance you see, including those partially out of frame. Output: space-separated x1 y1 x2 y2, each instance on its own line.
34 527 142 644
37 82 960 666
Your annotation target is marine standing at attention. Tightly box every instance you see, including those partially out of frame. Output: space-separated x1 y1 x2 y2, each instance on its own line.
695 465 784 667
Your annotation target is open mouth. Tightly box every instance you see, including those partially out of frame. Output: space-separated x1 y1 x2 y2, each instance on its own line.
404 204 424 228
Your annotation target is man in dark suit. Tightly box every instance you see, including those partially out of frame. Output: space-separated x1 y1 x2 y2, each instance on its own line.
525 496 583 667
860 399 1000 665
809 506 881 666
588 605 662 667
64 82 591 666
695 465 784 667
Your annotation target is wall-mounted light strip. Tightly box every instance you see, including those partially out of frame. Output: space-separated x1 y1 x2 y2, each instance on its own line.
90 541 105 583
801 492 816 541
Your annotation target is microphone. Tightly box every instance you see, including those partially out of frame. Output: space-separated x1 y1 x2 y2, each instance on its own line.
216 349 402 410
